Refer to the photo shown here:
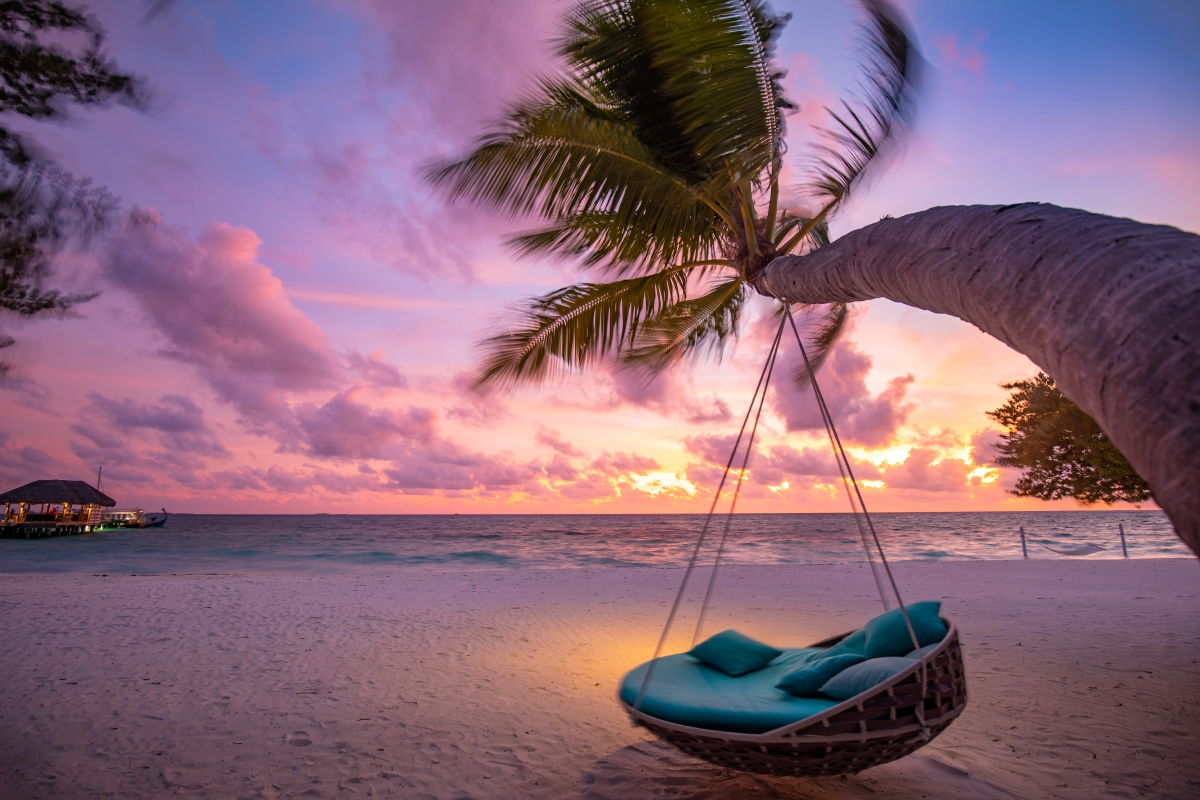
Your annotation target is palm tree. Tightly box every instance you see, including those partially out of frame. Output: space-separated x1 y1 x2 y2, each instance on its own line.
425 0 920 389
755 204 1200 557
427 0 1200 558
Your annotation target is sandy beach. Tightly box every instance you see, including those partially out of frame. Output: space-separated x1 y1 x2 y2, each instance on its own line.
1 558 1197 799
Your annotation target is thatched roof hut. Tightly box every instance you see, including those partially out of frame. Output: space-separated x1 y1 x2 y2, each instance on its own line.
0 480 115 507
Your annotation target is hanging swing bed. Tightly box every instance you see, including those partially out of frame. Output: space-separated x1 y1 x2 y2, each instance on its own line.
617 307 968 777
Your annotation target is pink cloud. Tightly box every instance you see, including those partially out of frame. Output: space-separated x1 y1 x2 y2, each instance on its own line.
345 349 407 389
969 428 1003 465
535 426 583 457
0 427 65 487
590 451 660 477
294 386 436 459
553 477 617 501
879 448 969 493
605 367 733 425
66 392 233 491
682 435 881 491
529 446 667 503
544 453 579 482
682 433 741 469
907 426 963 449
441 372 512 428
382 440 542 494
969 428 1022 491
106 213 342 435
772 337 914 448
70 393 229 461
199 464 385 496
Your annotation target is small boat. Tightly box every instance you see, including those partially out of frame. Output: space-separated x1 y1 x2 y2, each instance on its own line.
100 508 168 529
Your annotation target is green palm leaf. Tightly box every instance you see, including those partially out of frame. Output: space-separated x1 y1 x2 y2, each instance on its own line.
787 301 849 391
472 267 690 390
777 0 920 255
807 0 921 209
425 79 730 275
560 0 792 183
429 0 920 393
621 275 746 374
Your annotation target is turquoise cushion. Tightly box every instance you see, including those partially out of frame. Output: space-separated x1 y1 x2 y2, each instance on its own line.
689 629 782 677
820 628 867 659
903 643 940 660
819 657 915 700
861 601 947 659
775 653 866 697
621 649 838 734
766 647 827 670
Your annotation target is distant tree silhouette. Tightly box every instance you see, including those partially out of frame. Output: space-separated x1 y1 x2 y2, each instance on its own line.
987 372 1150 505
1 0 149 363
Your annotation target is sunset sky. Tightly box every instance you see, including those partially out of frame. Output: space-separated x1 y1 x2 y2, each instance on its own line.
1 0 1196 514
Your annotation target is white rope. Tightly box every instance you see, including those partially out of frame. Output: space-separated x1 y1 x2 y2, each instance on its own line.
692 325 782 645
634 315 787 710
786 306 930 737
637 307 936 740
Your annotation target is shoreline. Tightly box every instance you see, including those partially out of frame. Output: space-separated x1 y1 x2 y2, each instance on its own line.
2 559 1197 798
2 550 1195 579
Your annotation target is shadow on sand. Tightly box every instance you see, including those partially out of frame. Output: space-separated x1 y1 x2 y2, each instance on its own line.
580 740 1027 799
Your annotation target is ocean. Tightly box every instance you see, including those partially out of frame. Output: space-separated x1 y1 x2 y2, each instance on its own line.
0 510 1189 575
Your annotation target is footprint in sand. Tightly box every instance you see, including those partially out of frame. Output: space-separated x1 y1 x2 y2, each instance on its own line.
286 731 313 747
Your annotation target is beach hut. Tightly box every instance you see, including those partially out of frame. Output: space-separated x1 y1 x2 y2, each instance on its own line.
0 479 115 538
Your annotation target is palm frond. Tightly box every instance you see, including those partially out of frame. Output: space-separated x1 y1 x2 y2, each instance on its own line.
559 0 793 185
774 214 829 252
430 0 922 395
424 79 730 275
620 275 746 374
787 301 849 391
471 268 690 391
806 0 921 211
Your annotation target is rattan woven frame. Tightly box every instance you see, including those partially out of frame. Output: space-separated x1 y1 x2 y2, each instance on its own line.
620 618 968 776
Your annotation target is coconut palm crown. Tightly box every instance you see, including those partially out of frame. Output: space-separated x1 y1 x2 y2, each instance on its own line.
425 0 920 391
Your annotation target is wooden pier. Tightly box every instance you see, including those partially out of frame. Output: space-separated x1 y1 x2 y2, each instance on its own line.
1 479 116 540
2 521 98 539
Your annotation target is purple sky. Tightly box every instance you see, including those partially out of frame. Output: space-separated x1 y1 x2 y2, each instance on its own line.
2 0 1196 513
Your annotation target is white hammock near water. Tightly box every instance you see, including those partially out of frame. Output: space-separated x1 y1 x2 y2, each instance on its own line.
1020 524 1130 558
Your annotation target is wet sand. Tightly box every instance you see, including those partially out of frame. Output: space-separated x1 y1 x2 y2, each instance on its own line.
1 558 1197 799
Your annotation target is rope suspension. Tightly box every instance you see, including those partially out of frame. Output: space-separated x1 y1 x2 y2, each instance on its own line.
638 303 934 740
634 315 787 710
784 304 930 738
692 317 783 646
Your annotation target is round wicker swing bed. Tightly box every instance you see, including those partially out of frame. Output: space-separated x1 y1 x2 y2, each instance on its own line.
620 620 968 776
617 307 970 778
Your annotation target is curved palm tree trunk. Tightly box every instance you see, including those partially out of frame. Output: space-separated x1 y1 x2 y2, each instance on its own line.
754 203 1200 558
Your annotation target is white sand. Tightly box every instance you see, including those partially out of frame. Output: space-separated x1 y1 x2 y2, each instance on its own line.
1 559 1197 799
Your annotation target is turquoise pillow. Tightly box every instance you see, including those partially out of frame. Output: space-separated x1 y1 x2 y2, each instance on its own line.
819 628 867 659
689 630 782 677
861 601 947 659
820 657 915 700
903 643 940 660
775 654 865 697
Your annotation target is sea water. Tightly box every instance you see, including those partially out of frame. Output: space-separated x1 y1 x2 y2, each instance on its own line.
0 510 1188 575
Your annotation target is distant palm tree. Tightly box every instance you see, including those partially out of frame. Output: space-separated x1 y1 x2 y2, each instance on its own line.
426 0 919 390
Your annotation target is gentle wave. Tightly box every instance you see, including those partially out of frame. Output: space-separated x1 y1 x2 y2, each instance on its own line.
0 510 1189 575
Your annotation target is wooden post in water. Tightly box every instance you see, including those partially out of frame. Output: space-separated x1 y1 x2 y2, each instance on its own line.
1119 523 1129 558
1020 526 1029 559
